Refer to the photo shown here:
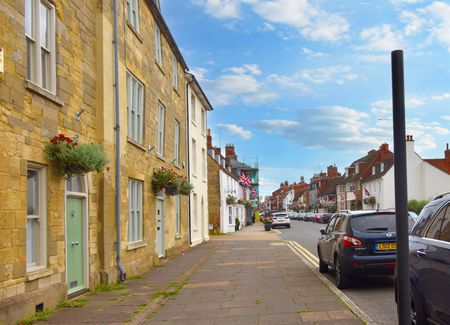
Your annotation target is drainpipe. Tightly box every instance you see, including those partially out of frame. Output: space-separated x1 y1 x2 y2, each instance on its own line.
113 0 125 282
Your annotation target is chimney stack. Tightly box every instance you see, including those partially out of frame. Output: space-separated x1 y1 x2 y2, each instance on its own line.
446 143 450 160
225 144 237 161
327 165 338 179
207 129 213 149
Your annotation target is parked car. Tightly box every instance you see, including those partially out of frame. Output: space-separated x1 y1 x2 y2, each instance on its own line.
271 212 291 229
303 213 314 222
319 213 332 224
405 193 450 325
317 210 413 289
312 213 321 223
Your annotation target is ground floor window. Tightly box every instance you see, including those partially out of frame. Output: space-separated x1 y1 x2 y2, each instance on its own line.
27 164 47 271
128 178 143 243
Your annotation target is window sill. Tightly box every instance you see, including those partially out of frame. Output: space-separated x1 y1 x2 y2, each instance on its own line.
156 154 166 162
127 138 147 152
26 267 53 281
127 22 143 43
155 60 165 75
127 241 146 251
175 235 182 239
25 80 64 106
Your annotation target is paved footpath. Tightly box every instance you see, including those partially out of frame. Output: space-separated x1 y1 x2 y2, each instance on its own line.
41 224 363 325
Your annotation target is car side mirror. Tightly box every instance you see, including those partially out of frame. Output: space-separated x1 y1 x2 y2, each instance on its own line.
320 228 326 235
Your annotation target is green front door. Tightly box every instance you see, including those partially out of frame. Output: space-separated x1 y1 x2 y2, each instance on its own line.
66 197 84 294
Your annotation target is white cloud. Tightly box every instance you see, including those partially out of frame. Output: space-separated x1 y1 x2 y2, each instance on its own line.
268 65 359 91
252 0 349 42
192 0 241 19
199 64 278 106
360 24 404 52
189 67 208 81
217 123 253 139
419 2 450 51
406 119 450 153
391 0 424 6
299 66 359 84
442 115 450 121
371 99 391 116
431 92 450 101
301 47 327 58
355 54 391 63
400 10 426 36
261 22 275 31
255 106 379 151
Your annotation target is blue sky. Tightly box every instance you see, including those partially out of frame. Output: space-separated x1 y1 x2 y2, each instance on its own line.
161 0 450 197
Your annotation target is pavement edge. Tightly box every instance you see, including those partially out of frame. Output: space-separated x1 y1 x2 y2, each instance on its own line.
286 240 377 325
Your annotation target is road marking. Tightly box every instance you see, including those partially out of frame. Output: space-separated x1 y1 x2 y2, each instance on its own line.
286 240 377 325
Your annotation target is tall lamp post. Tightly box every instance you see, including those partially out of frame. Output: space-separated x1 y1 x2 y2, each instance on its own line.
391 49 411 324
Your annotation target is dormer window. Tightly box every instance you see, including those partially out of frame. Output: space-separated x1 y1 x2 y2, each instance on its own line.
372 166 375 175
381 163 385 172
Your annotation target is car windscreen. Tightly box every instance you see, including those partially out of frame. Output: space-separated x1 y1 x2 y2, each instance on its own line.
351 213 397 232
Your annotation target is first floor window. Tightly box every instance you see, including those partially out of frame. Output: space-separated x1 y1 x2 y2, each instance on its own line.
26 0 56 93
126 0 139 32
127 72 144 144
157 103 165 156
27 164 47 270
128 179 143 243
175 195 181 235
173 120 180 165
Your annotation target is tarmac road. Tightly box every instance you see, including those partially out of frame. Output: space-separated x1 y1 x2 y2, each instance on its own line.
278 219 398 325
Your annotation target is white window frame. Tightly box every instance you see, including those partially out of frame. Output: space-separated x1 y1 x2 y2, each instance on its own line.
372 166 375 175
381 163 385 172
27 163 47 272
202 148 206 179
175 195 181 235
157 103 165 156
126 71 144 144
228 206 232 224
172 54 178 90
154 24 162 65
201 108 206 134
173 120 180 165
190 94 196 123
192 138 197 176
126 0 140 32
128 179 143 243
25 0 56 93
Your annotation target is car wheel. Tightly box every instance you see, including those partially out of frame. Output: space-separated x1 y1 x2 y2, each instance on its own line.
410 284 426 325
334 257 350 289
318 250 328 273
287 224 291 228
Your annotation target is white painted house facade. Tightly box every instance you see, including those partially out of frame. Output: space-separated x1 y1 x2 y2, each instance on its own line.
220 170 245 233
362 137 450 210
283 189 295 211
186 73 213 246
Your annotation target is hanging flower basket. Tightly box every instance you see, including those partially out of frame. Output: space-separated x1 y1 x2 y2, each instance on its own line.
44 134 109 178
226 195 237 205
151 167 193 196
363 196 376 205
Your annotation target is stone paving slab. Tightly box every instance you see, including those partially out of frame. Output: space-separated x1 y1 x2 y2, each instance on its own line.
38 224 362 324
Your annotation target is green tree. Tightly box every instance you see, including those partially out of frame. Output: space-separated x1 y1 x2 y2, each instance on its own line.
408 199 428 214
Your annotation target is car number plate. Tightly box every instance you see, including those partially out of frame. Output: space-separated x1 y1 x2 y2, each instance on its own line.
377 242 396 251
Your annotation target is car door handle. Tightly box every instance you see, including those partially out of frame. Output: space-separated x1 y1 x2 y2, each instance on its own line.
416 250 426 257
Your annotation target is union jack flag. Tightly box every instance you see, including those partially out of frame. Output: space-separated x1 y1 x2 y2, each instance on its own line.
239 174 251 188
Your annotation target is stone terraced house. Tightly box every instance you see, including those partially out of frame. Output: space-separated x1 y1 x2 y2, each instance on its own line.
0 1 200 323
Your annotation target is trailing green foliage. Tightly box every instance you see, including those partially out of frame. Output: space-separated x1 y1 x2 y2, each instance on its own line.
44 134 108 178
17 309 52 324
